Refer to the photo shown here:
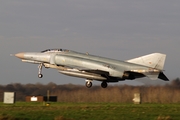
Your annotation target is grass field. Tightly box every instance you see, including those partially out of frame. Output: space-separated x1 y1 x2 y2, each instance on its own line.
0 102 180 120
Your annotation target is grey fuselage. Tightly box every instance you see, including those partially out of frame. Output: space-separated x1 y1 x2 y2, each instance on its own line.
20 50 152 82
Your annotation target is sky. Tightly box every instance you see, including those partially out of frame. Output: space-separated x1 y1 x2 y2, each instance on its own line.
0 0 180 86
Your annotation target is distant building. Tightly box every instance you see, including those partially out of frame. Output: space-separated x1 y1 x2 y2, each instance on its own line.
44 96 57 102
26 96 57 102
26 96 43 102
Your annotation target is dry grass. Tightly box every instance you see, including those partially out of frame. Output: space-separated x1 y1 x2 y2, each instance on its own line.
156 115 172 120
54 116 73 120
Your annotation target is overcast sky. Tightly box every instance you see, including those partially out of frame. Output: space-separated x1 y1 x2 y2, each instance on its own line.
0 1 180 86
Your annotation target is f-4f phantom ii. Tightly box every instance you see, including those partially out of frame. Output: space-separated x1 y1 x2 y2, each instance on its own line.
15 49 169 88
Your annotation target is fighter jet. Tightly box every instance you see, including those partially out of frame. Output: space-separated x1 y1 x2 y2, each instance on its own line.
15 49 169 88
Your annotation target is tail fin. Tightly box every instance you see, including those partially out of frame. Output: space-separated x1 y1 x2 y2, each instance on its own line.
127 53 169 81
126 53 166 70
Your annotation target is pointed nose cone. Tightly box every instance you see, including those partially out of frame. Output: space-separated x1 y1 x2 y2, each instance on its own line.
15 53 25 59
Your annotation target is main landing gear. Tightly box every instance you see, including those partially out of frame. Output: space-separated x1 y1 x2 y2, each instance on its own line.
85 80 108 88
38 63 43 78
101 81 108 88
85 80 92 88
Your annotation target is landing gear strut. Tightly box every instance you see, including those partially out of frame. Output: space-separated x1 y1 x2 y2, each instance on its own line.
38 63 43 78
85 80 92 88
101 82 108 88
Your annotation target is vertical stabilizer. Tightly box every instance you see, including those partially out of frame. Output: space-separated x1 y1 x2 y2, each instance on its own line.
127 53 168 81
126 53 166 70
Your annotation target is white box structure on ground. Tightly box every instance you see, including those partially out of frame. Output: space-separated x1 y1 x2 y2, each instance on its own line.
3 92 15 104
31 96 38 101
133 93 141 104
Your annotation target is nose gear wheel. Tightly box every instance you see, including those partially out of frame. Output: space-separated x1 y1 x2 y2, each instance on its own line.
38 63 44 78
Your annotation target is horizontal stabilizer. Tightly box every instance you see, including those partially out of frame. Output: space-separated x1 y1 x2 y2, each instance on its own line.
158 72 169 81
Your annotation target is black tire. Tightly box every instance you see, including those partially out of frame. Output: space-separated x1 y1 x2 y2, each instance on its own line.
101 82 107 88
38 74 43 78
85 81 92 88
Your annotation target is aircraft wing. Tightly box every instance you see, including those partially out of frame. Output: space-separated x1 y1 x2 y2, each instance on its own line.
59 65 108 74
61 65 110 77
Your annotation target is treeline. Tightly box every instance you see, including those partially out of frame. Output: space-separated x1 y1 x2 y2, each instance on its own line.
0 78 180 103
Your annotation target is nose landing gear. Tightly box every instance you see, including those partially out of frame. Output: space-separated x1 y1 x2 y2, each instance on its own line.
38 63 43 78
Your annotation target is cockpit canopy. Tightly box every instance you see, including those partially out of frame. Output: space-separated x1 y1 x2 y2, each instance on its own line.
41 49 69 53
